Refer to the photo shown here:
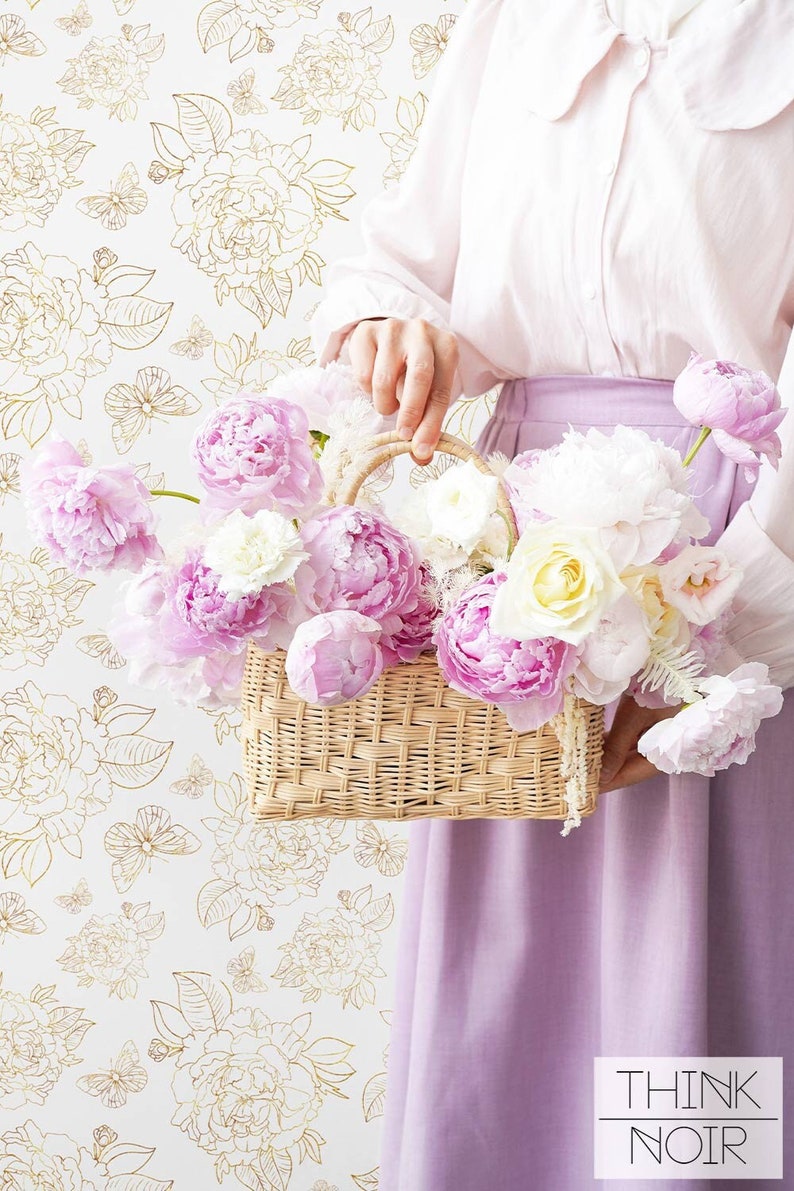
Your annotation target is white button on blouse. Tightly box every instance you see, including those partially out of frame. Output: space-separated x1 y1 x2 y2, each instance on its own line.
309 0 794 685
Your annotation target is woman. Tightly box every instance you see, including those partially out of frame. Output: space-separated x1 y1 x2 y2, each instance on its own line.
310 0 794 1186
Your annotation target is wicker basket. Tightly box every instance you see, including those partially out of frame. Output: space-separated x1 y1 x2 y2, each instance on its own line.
240 430 605 822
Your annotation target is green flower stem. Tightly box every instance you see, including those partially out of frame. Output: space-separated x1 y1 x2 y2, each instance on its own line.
682 426 712 468
149 488 201 505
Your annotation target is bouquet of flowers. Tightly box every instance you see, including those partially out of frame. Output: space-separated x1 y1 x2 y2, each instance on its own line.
21 351 787 833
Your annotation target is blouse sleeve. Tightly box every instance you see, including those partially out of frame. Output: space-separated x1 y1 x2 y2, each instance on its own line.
308 0 506 405
713 345 794 690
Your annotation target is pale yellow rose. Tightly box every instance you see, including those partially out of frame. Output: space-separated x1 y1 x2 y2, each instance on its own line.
490 522 623 644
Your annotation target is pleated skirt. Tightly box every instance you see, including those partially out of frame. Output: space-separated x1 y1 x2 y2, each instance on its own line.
377 373 794 1191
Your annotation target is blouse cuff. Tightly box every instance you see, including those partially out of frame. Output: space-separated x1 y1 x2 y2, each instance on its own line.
714 501 794 691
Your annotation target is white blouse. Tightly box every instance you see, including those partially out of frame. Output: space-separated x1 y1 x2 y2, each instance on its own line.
309 0 794 688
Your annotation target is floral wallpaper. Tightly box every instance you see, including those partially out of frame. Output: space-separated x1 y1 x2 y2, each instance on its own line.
0 0 503 1187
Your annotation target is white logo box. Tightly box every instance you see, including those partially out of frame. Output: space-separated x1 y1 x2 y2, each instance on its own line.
594 1057 783 1180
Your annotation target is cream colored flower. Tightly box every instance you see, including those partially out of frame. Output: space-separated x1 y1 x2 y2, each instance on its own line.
0 974 93 1109
57 901 165 998
0 101 93 231
353 822 407 877
0 891 45 942
425 458 500 553
0 548 92 671
623 564 691 648
204 507 308 598
76 161 147 230
104 365 200 453
57 24 165 121
272 885 393 1008
274 18 392 131
76 1039 147 1107
104 804 200 893
491 523 625 645
0 1119 98 1189
226 945 267 993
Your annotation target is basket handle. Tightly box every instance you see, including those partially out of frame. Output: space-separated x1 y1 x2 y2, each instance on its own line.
333 429 519 551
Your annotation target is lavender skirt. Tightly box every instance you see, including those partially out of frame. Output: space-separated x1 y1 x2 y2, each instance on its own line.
378 375 794 1191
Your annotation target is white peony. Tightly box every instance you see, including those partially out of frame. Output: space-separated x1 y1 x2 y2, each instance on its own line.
203 508 308 599
570 593 652 705
425 459 499 553
658 544 743 626
505 426 709 568
490 521 625 644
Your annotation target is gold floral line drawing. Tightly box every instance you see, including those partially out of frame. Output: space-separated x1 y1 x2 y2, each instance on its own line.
202 330 313 406
149 92 355 327
0 889 45 942
196 0 321 64
0 683 173 886
0 14 46 65
198 773 347 939
0 99 93 232
55 1 93 37
76 1038 148 1107
104 365 201 454
273 884 394 1008
0 1119 174 1189
58 24 165 121
354 820 408 876
77 162 148 231
361 1008 392 1123
170 314 213 361
104 803 201 893
55 876 94 913
272 8 394 131
0 244 173 447
1 544 93 671
0 971 94 1109
149 970 355 1188
169 753 213 799
58 900 166 999
226 944 267 993
410 12 458 78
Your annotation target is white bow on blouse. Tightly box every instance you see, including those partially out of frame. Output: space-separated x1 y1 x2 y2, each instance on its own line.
606 0 744 40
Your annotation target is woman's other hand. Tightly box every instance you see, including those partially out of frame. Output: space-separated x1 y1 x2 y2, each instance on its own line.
598 694 679 792
344 317 460 464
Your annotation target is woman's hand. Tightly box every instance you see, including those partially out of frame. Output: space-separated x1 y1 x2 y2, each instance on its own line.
344 317 460 464
598 694 679 792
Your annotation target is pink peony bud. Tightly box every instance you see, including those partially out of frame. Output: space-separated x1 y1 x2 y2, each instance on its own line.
285 610 385 706
673 351 787 481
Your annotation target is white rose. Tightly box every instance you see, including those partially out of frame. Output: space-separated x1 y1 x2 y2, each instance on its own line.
390 486 468 570
659 544 743 626
622 564 691 647
490 522 624 644
425 459 499 553
203 508 308 599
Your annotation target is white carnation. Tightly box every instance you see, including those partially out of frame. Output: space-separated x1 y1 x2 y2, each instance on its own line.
203 508 308 598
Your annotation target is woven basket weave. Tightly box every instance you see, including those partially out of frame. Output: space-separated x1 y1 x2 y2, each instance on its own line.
240 430 604 822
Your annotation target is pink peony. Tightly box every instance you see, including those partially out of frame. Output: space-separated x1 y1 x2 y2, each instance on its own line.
109 550 294 679
381 560 440 664
658 543 743 626
673 352 787 480
285 610 385 705
21 437 162 575
191 394 324 516
433 570 579 731
501 448 550 534
637 662 783 775
294 505 423 639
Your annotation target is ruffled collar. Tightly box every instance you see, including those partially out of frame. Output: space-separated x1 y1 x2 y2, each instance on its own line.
508 0 794 130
